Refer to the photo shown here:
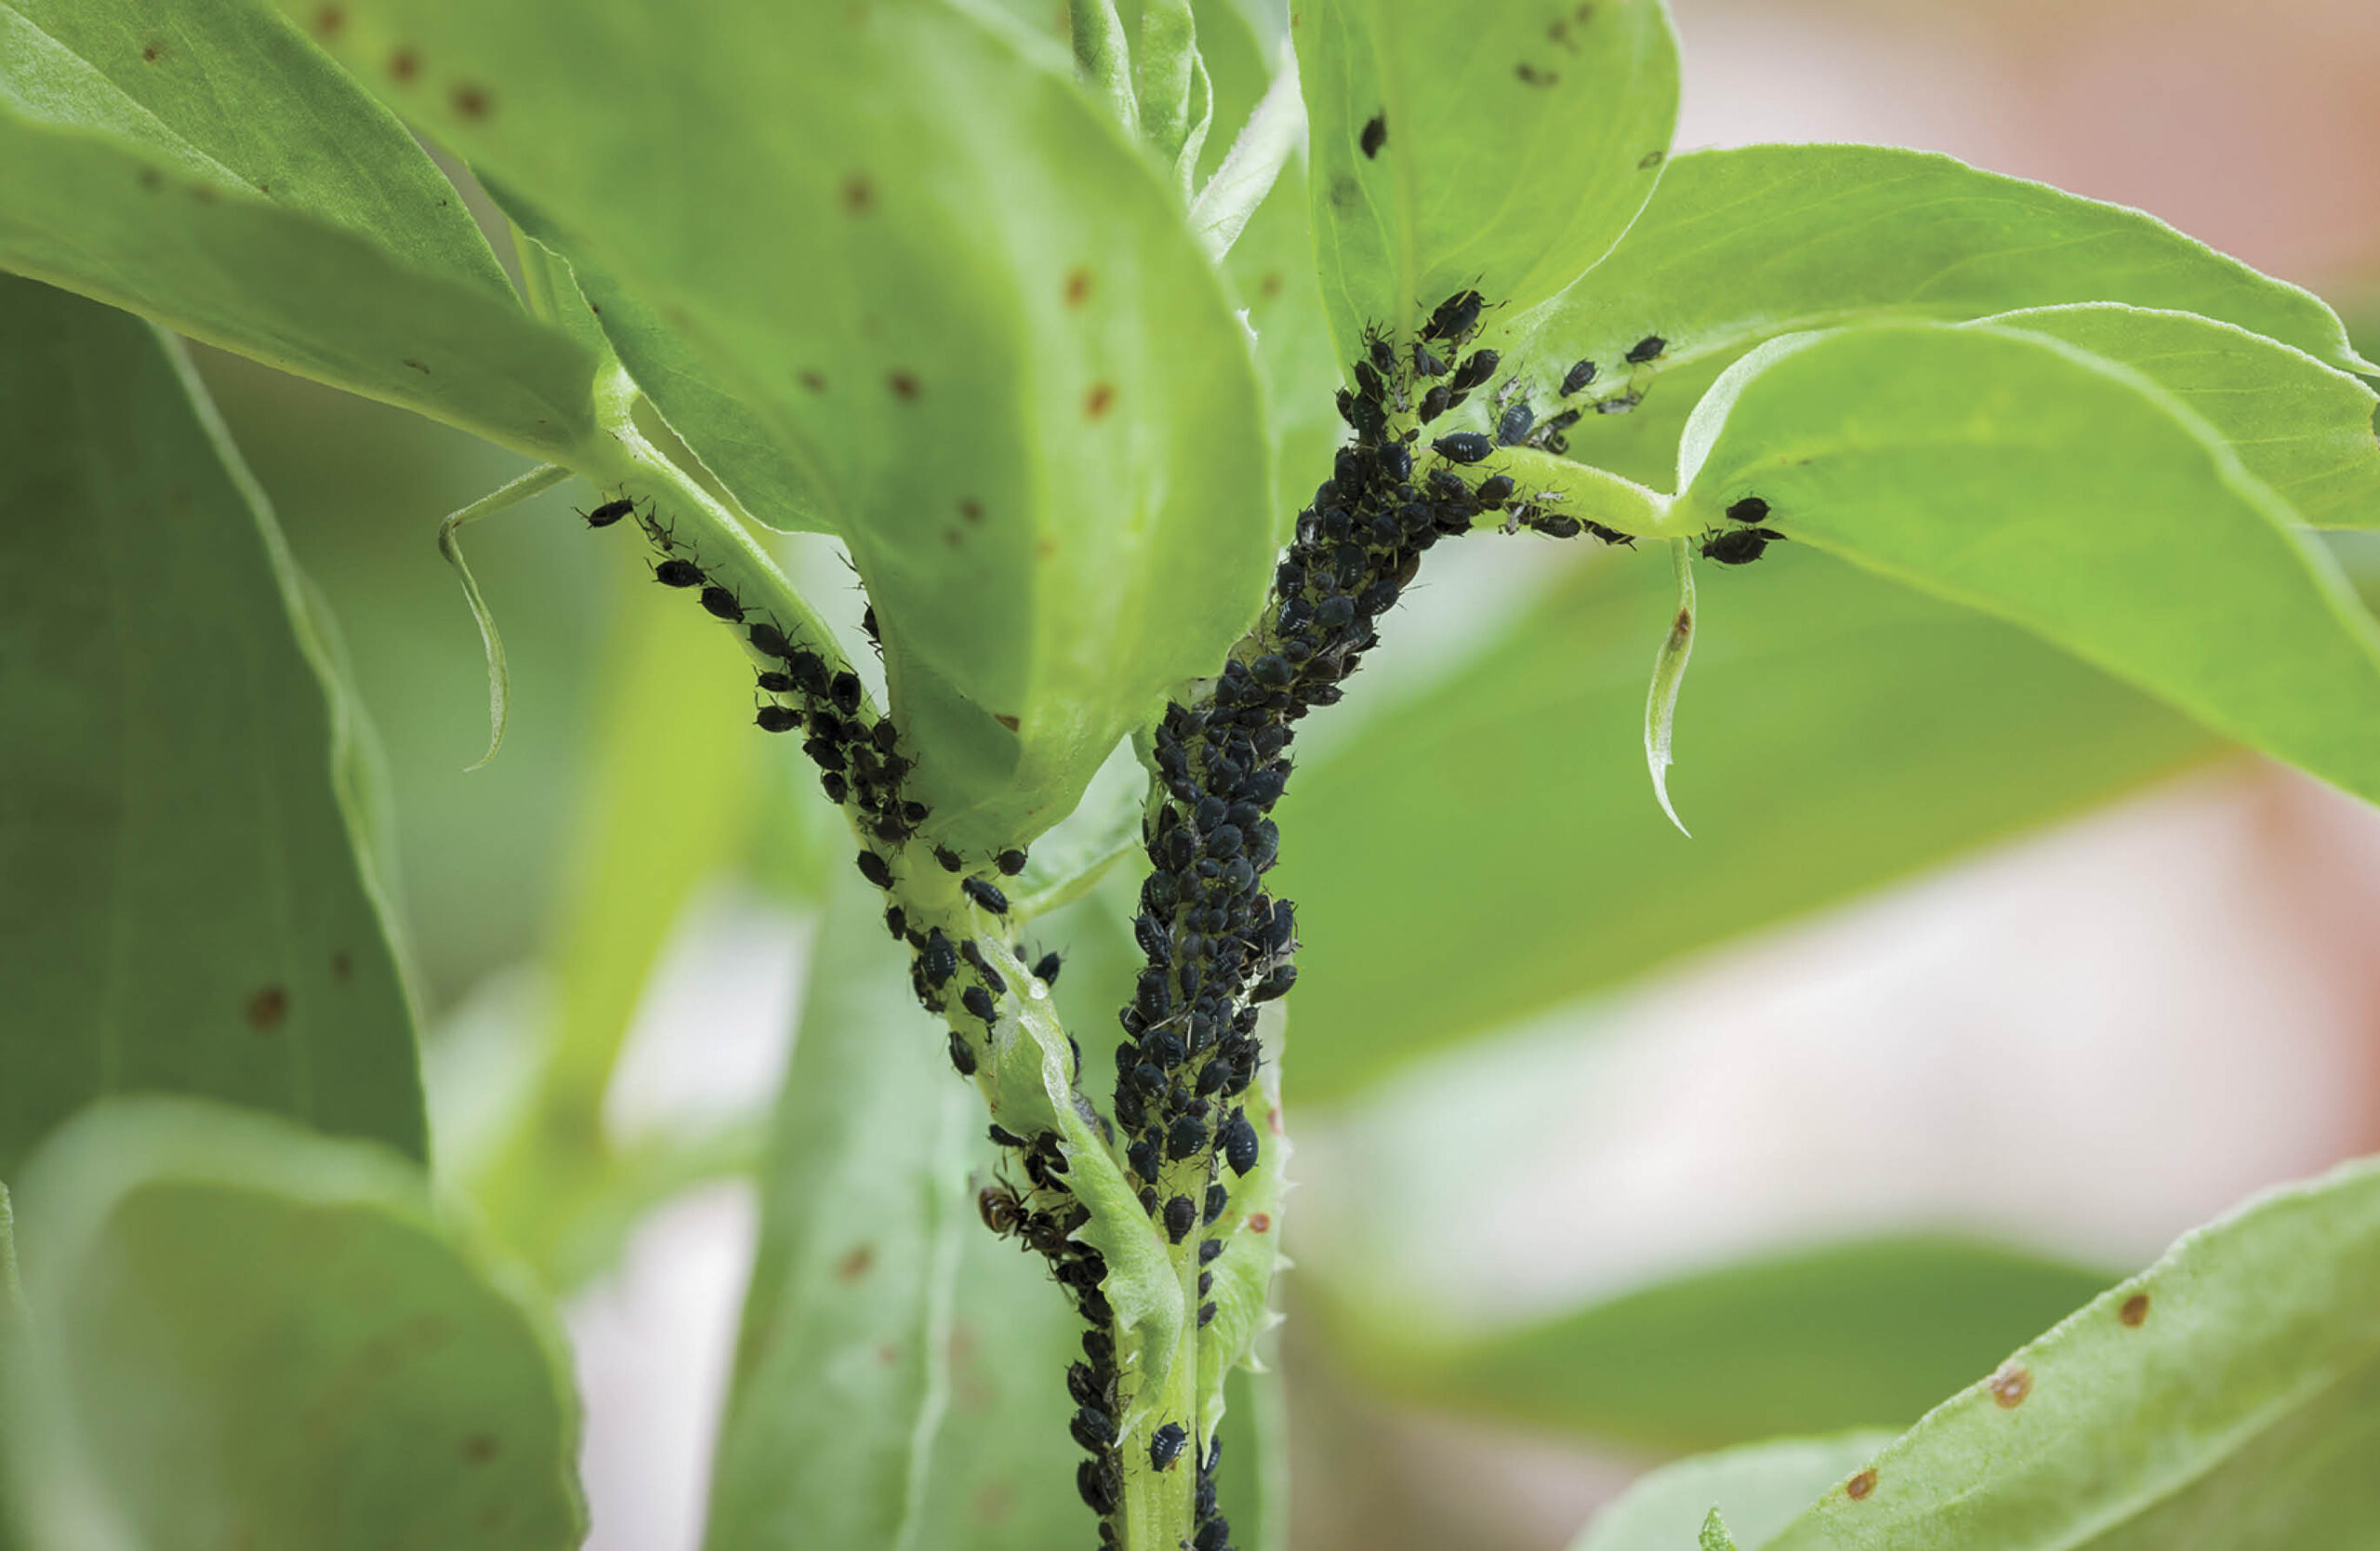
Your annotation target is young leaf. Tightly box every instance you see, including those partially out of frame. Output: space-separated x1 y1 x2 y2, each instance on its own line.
2 1096 585 1551
1277 547 2214 1102
1310 1234 2110 1450
1571 1433 1897 1551
0 0 509 289
0 112 601 460
703 882 1079 1551
1675 322 2380 808
1516 145 2375 487
1980 305 2380 529
1763 1156 2380 1550
1295 0 1678 359
0 276 425 1177
1699 1510 1739 1551
286 0 1279 854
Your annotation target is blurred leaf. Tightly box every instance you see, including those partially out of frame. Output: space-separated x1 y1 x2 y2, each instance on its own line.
1295 0 1678 358
461 569 761 1283
0 120 598 461
1765 1158 2380 1550
1572 1434 1897 1551
0 275 425 1177
1675 322 2380 805
0 0 507 285
1230 154 1347 545
3 1095 583 1551
1983 305 2380 529
1312 1235 2110 1451
291 0 1277 854
1214 1359 1289 1551
1519 144 2375 487
704 881 1080 1551
1278 545 2213 1101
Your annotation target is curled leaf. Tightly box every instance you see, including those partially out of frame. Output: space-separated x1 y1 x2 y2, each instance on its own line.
433 465 571 770
1646 538 1697 836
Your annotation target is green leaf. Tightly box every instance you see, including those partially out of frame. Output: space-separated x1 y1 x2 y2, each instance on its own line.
1674 321 2380 807
1295 0 1678 358
0 0 507 287
0 275 425 1177
2 1095 584 1550
703 881 1080 1551
1516 144 2375 488
1231 152 1352 544
1763 1156 2380 1550
1195 1011 1289 1454
290 0 1278 854
1699 1509 1739 1551
1278 546 2213 1101
1983 305 2380 529
1313 1235 2110 1451
1571 1434 1896 1551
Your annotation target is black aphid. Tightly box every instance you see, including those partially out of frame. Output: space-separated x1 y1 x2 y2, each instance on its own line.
1726 496 1771 525
1150 1423 1188 1471
1222 1110 1261 1175
947 1028 976 1076
962 877 1010 915
856 851 893 889
699 585 745 621
755 705 800 734
1359 113 1387 158
1205 1183 1229 1224
1432 432 1493 465
961 984 996 1022
1163 1195 1197 1242
996 847 1028 876
1032 949 1064 985
1559 359 1598 396
654 558 704 588
921 928 957 987
1421 289 1485 344
933 844 963 873
582 497 636 528
1625 334 1667 365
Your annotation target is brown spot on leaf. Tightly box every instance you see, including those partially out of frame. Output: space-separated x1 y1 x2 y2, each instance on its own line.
1034 537 1057 560
887 370 919 401
1989 1364 2032 1409
837 1244 876 1281
330 951 352 981
402 358 430 374
1083 382 1116 419
389 47 419 83
878 1343 901 1365
2120 1292 2150 1327
958 498 984 524
453 83 491 119
799 370 826 392
246 986 288 1030
461 1434 499 1465
314 6 345 35
1673 607 1693 634
972 1481 1013 1525
1064 268 1093 307
1846 1469 1877 1501
1639 149 1665 170
1246 1213 1271 1233
1259 272 1283 298
141 43 166 62
994 713 1021 733
843 176 874 214
1515 61 1559 87
138 167 163 192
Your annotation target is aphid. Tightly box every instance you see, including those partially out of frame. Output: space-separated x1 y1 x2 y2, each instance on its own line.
654 558 704 589
1421 288 1485 344
757 669 796 695
1163 1195 1197 1242
1133 911 1172 965
1625 334 1667 365
1559 359 1599 396
1353 359 1386 404
1449 348 1501 392
1419 383 1456 422
1364 327 1397 377
1078 1456 1120 1515
1205 1183 1229 1224
1198 1237 1224 1265
962 984 997 1022
1032 950 1063 985
921 928 957 987
1432 432 1493 465
933 844 963 873
855 851 893 889
1532 513 1583 539
1068 1361 1106 1409
1197 1300 1217 1327
1582 520 1635 548
821 771 849 803
749 621 792 658
1726 495 1771 525
1197 1269 1213 1297
988 1123 1026 1149
1412 341 1448 378
962 876 1011 915
1196 1515 1228 1551
1150 1423 1189 1471
699 584 745 621
756 705 800 734
1166 1114 1205 1160
580 497 636 528
859 603 882 657
995 847 1028 876
829 671 863 714
1474 473 1516 506
1128 1138 1160 1180
885 906 908 941
1359 113 1387 158
1699 525 1785 564
1071 1405 1117 1452
947 1028 977 1076
1496 401 1535 445
1222 1110 1261 1175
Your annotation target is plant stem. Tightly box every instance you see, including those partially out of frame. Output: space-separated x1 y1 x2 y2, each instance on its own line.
1070 0 1141 139
1134 0 1198 166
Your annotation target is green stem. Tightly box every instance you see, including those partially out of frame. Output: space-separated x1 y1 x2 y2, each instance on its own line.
434 462 573 770
1134 0 1197 168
